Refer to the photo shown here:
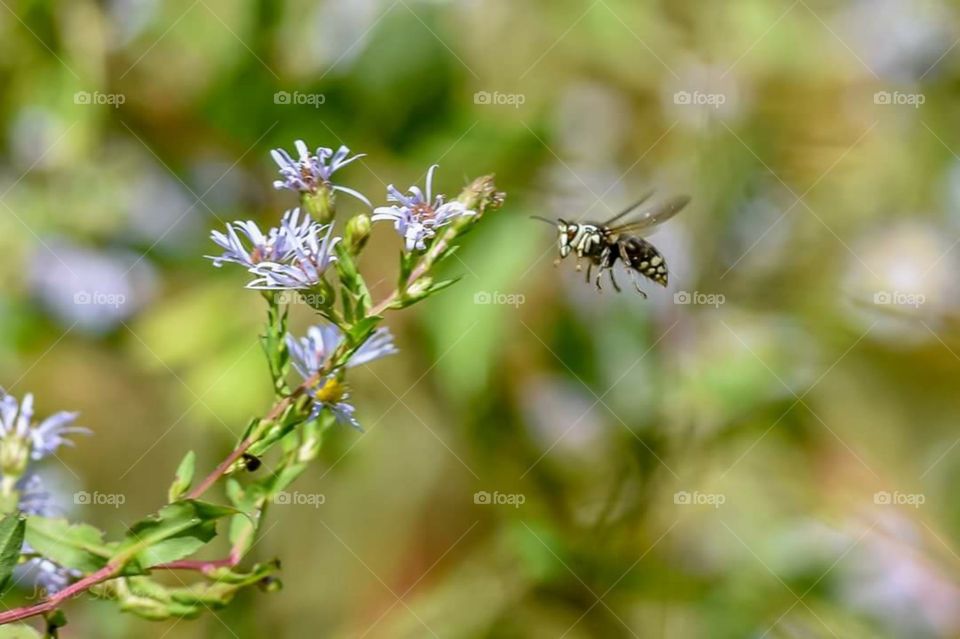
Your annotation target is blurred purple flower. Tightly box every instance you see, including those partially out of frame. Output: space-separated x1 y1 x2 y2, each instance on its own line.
29 240 156 334
17 474 54 516
206 208 314 269
246 222 341 290
271 140 370 207
0 391 88 461
373 164 475 251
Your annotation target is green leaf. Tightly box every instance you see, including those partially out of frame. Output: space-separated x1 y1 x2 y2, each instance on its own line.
345 316 381 349
226 478 271 559
396 276 463 308
398 250 418 289
261 295 291 397
334 243 372 322
24 517 110 573
246 406 310 458
0 624 42 639
167 451 196 502
115 562 279 621
425 277 461 295
436 243 461 263
0 514 25 594
116 500 238 569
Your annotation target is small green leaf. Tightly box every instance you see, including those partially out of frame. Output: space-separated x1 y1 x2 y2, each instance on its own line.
24 517 110 573
436 243 461 263
425 277 461 295
261 298 291 397
117 500 238 569
0 624 42 639
167 451 196 502
0 514 25 594
345 316 381 349
246 407 310 458
225 478 269 558
334 243 372 321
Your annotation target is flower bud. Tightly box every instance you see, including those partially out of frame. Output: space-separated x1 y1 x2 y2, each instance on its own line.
344 213 372 254
456 174 504 217
406 276 433 300
303 278 334 312
300 187 335 224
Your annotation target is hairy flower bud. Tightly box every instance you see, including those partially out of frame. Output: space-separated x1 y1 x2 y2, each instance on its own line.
301 188 335 225
457 174 505 217
344 213 372 254
406 276 433 300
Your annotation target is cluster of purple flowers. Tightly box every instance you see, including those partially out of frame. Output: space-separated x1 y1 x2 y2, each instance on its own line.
209 140 474 428
209 141 474 289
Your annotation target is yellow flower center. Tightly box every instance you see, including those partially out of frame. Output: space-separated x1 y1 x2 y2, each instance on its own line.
313 377 346 404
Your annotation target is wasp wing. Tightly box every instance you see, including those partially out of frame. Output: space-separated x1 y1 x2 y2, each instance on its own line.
601 190 655 227
609 195 690 234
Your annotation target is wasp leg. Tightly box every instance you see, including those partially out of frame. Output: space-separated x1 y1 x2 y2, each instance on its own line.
594 265 605 291
631 274 648 299
585 262 593 284
609 268 621 292
615 242 646 298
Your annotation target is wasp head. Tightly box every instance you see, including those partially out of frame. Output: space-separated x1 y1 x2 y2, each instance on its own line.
557 219 577 258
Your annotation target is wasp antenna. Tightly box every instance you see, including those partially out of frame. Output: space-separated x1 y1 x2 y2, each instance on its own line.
529 215 557 225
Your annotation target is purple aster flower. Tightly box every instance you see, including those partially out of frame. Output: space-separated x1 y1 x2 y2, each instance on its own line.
18 474 54 516
26 558 76 595
285 323 397 429
207 208 314 269
246 222 341 290
372 164 475 251
271 140 371 207
0 391 87 461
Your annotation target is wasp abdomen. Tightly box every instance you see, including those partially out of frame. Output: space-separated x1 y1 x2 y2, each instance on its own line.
620 237 668 287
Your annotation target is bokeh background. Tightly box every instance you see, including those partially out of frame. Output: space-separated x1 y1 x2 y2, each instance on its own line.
2 0 960 637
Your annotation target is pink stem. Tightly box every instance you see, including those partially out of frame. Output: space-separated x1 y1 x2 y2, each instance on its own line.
186 372 321 500
0 562 120 625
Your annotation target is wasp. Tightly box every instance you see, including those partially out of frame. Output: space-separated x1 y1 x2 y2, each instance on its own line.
533 192 690 297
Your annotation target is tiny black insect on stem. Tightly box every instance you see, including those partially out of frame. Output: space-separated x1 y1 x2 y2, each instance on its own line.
241 453 262 472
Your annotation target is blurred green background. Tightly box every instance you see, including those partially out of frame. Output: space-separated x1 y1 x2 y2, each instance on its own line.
3 0 960 637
